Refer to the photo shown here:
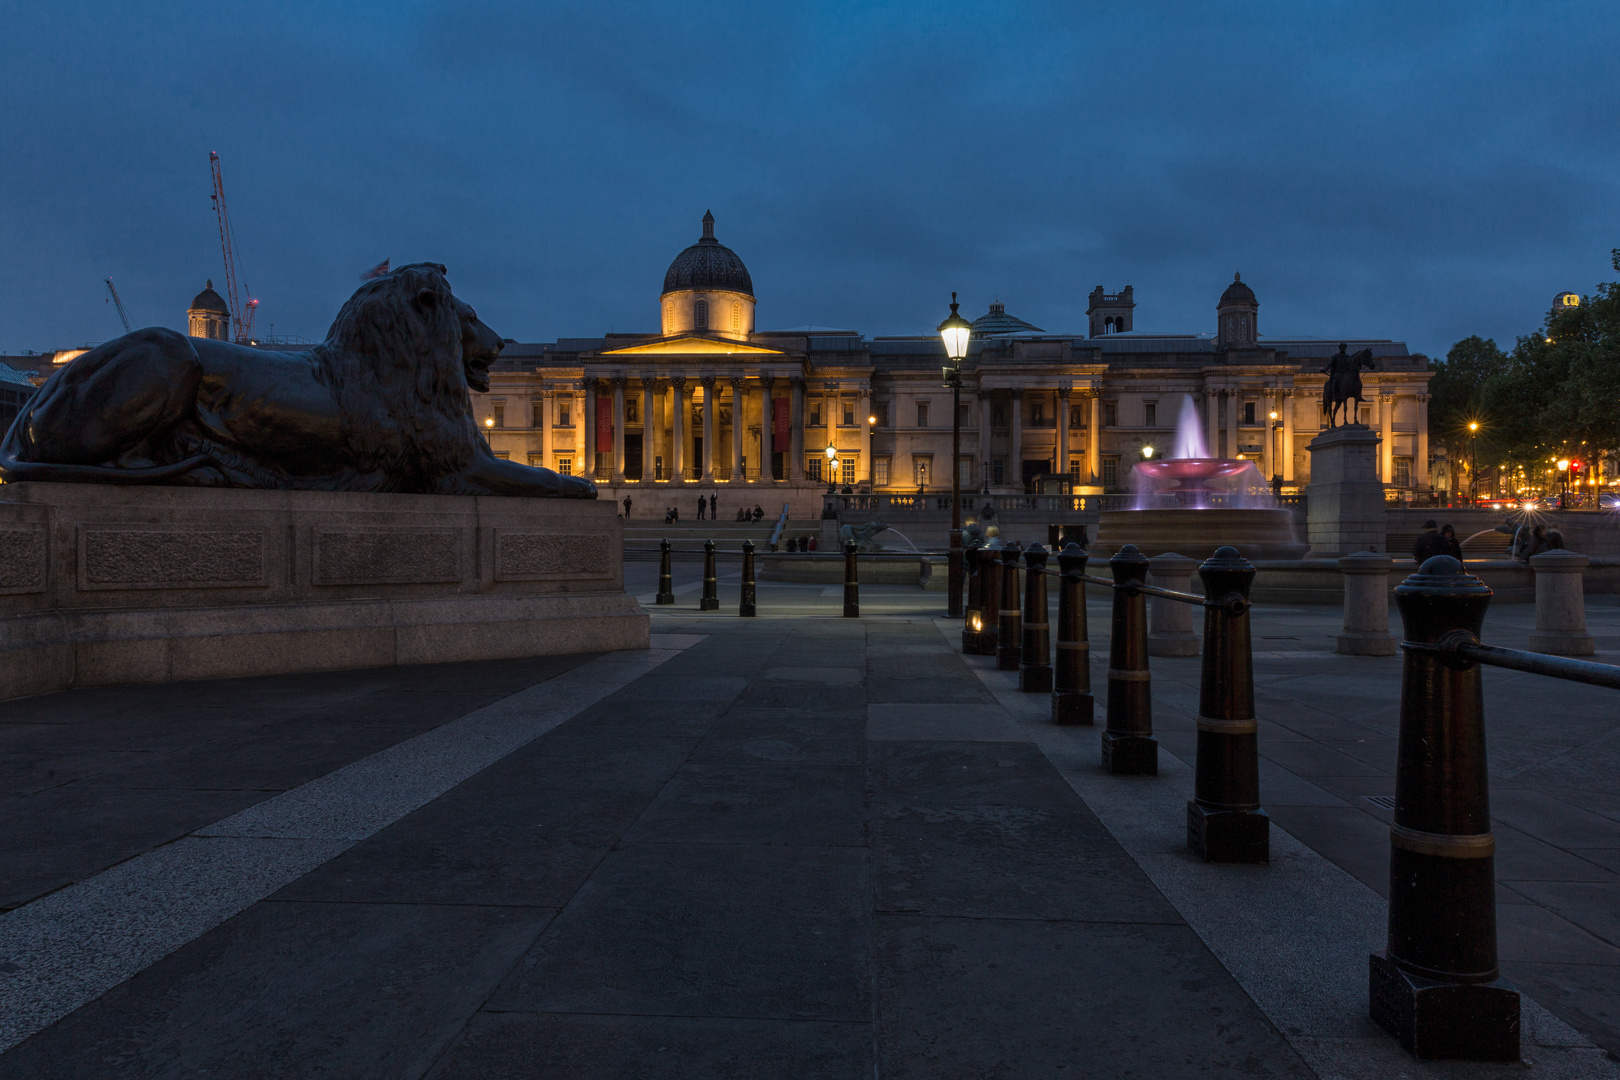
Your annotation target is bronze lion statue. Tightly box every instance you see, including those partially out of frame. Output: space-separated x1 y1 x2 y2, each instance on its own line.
0 263 595 498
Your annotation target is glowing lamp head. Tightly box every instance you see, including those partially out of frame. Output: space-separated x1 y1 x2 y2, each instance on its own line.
1269 410 1278 421
1469 421 1479 432
1141 446 1155 459
936 291 972 362
484 417 494 429
824 444 837 460
868 415 877 426
1558 459 1570 471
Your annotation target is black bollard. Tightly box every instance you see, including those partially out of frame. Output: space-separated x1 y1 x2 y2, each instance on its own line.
1052 543 1093 725
843 541 860 618
962 545 983 654
700 539 720 611
1020 544 1053 692
1102 543 1156 775
1369 556 1518 1062
739 539 757 617
996 542 1024 671
976 540 1003 657
1188 546 1268 863
656 539 675 605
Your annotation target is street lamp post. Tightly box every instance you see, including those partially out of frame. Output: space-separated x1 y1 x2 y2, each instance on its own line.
824 443 838 495
1467 421 1479 505
938 292 973 619
484 416 495 446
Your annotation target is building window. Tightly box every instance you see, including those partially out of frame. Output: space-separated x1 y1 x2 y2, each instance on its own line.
875 457 890 487
1069 458 1082 479
1243 401 1256 425
1102 402 1118 428
695 299 708 329
876 404 889 426
731 301 741 333
915 457 931 488
528 454 544 467
916 401 930 427
806 456 822 481
992 404 1006 428
558 400 571 427
557 458 572 475
1102 457 1119 489
993 459 1005 484
809 403 821 427
1144 401 1157 428
1394 457 1413 487
532 402 544 427
842 458 856 485
494 450 510 460
842 402 855 427
492 404 505 428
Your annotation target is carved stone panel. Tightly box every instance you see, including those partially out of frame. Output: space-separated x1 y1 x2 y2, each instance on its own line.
313 529 463 586
495 531 614 581
0 527 47 593
79 528 266 590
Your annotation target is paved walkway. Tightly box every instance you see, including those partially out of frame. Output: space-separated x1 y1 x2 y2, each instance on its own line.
0 567 1616 1077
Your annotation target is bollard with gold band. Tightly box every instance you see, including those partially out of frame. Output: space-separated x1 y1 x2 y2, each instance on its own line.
1187 546 1268 862
996 542 1024 671
1019 543 1053 692
1369 555 1518 1062
1052 542 1093 724
1102 543 1156 774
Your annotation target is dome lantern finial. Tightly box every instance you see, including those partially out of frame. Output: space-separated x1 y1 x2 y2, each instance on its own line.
1234 272 1241 282
701 210 715 242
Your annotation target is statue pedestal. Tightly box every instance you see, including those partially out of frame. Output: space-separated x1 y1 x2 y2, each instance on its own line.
0 483 647 701
1306 426 1387 557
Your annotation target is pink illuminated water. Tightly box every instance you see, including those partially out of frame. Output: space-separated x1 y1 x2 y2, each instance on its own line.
1130 394 1272 509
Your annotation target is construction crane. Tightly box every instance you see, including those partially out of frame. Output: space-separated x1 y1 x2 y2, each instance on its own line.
104 278 133 333
208 151 258 342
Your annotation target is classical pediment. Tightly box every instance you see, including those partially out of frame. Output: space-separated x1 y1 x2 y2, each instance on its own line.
600 335 784 356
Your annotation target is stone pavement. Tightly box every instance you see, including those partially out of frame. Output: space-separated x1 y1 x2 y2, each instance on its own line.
0 563 1614 1077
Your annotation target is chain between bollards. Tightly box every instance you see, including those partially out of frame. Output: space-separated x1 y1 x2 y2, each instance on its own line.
1102 544 1156 774
1051 543 1093 725
1019 544 1052 692
843 541 860 618
996 542 1023 671
656 539 675 605
739 539 756 617
699 539 719 611
1187 546 1268 863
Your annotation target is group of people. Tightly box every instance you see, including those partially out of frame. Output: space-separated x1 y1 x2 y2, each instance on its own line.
646 495 765 525
1413 518 1567 564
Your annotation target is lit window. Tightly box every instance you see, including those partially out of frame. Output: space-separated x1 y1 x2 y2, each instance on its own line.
875 458 890 486
695 299 708 329
842 458 856 485
557 458 572 475
806 457 822 481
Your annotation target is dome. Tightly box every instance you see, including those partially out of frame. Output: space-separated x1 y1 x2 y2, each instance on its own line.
661 211 754 298
189 280 229 315
971 300 1043 336
1219 272 1256 308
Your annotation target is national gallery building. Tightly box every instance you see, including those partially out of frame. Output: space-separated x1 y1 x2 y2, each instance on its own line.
472 213 1435 513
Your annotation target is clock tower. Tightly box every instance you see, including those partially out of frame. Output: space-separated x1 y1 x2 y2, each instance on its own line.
1215 272 1258 350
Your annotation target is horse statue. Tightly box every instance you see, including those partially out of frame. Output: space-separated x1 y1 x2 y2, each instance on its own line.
838 518 891 553
1320 343 1376 429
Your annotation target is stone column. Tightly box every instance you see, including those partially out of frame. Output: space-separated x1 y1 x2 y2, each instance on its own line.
729 376 744 483
859 388 873 486
980 391 994 487
1336 550 1396 655
1261 391 1275 479
1087 390 1101 483
1416 394 1431 488
1147 552 1200 657
1009 388 1023 485
1205 389 1220 459
1223 389 1237 461
642 380 656 482
583 380 597 479
1529 550 1595 655
790 376 806 481
1379 393 1395 485
700 376 716 482
1282 391 1296 482
1057 387 1071 481
670 376 686 485
754 379 769 482
611 376 627 483
539 388 551 468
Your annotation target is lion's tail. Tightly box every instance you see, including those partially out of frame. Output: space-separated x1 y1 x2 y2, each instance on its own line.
0 450 220 485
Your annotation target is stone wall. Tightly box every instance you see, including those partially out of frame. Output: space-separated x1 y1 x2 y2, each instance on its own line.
0 483 647 700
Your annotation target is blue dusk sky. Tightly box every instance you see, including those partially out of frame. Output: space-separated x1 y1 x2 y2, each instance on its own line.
1 1 1616 357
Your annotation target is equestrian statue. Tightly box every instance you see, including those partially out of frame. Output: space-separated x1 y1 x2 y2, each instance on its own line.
1319 343 1376 429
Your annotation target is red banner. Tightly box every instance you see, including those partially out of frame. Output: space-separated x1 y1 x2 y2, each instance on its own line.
596 397 613 453
772 398 789 446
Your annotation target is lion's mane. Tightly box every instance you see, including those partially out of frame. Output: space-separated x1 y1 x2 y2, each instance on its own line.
314 263 482 491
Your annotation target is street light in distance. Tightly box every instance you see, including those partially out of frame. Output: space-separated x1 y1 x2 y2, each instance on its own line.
938 292 973 619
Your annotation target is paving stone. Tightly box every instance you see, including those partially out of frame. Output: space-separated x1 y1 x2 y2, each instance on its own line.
625 762 866 847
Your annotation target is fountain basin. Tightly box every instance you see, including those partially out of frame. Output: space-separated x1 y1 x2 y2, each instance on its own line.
1095 508 1306 561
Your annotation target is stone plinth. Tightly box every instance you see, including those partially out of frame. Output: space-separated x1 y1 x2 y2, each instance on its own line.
1306 426 1387 557
1529 550 1595 656
0 483 647 701
1094 508 1306 561
1336 550 1397 655
1147 552 1201 657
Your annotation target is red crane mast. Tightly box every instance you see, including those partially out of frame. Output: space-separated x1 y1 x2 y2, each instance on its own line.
208 151 257 342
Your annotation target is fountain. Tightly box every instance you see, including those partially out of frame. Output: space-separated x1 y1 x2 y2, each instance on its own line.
1094 395 1307 560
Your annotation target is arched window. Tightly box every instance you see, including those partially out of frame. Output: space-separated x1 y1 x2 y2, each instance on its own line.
731 301 741 332
695 299 709 330
1105 317 1115 333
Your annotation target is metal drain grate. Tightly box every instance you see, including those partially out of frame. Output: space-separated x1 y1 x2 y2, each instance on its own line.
1362 795 1396 810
